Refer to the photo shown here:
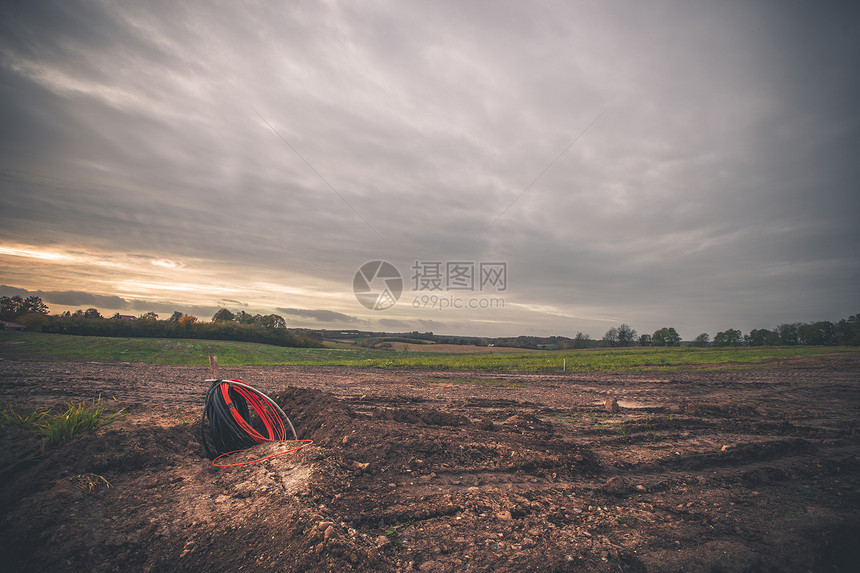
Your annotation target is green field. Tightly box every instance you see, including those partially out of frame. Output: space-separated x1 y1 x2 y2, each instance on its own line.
1 332 857 372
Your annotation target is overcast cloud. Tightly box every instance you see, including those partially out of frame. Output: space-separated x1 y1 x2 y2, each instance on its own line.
1 0 858 338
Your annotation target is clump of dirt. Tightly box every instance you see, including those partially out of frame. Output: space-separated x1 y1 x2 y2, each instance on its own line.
384 407 471 427
679 401 761 418
1 355 859 572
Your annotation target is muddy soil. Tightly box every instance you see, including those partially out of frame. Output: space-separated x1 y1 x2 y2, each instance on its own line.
0 354 858 572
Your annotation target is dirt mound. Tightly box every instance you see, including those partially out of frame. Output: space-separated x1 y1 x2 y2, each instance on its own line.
499 412 556 433
273 386 357 447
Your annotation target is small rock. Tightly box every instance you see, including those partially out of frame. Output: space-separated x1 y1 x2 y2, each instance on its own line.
635 484 647 492
602 476 629 495
496 510 512 521
323 526 335 542
376 535 392 549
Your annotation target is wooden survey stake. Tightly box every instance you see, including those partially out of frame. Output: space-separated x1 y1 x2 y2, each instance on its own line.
208 354 218 379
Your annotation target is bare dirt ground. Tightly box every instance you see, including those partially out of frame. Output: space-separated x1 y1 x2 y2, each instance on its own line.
0 353 858 572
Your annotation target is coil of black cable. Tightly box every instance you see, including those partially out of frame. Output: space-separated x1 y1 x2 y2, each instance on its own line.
200 379 307 466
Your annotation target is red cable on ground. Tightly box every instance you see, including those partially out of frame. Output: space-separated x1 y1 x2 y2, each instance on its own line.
211 439 314 468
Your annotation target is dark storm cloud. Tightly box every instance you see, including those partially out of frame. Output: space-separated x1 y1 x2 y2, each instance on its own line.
0 285 217 319
1 1 858 337
278 308 359 323
43 290 130 309
0 285 128 308
377 318 447 333
0 285 30 297
218 299 249 308
0 284 224 323
123 301 220 319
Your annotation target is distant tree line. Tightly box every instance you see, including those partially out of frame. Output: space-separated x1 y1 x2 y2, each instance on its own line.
719 318 860 347
3 295 858 348
1 298 320 348
598 315 859 347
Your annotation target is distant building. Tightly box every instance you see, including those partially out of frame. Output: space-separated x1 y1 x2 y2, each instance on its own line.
0 320 26 331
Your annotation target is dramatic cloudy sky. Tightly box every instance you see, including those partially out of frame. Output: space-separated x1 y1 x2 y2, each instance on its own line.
1 0 858 339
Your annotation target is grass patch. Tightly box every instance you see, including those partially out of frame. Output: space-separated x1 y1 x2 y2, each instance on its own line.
1 333 857 372
381 520 414 549
38 396 125 447
1 396 125 448
382 524 402 547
